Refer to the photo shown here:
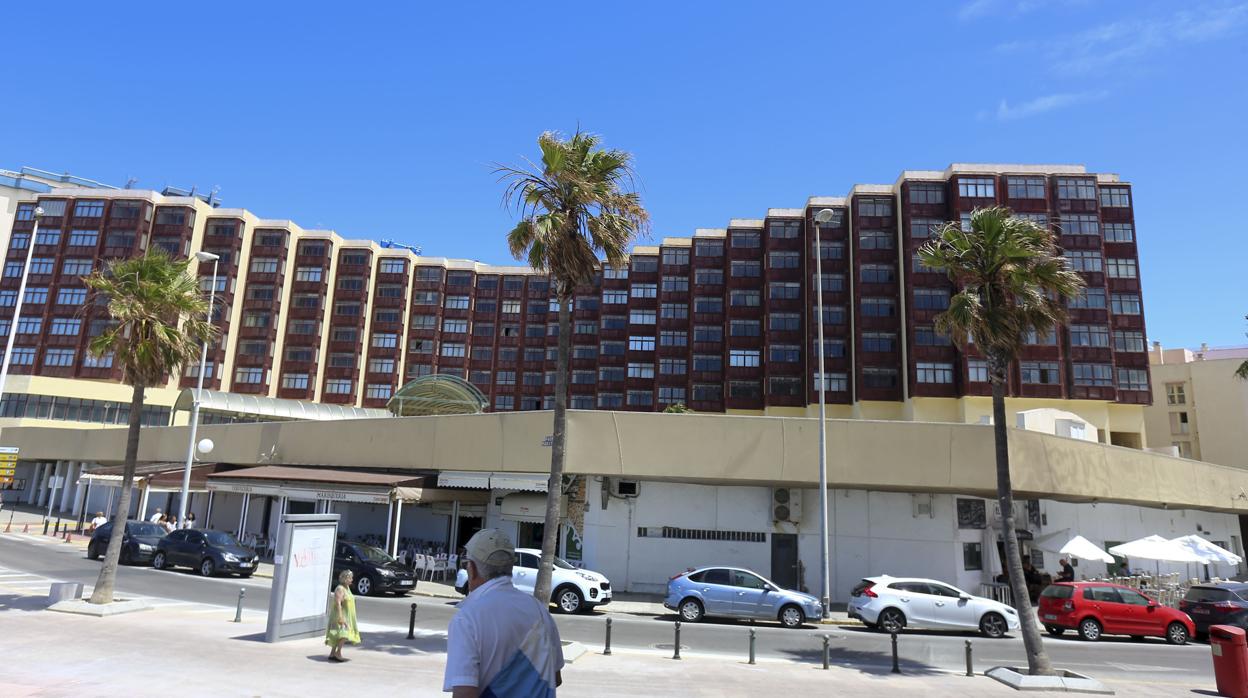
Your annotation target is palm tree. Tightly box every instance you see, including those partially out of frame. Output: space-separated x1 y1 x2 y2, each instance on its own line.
497 130 648 604
84 250 215 604
662 403 693 414
1236 315 1248 380
918 207 1084 676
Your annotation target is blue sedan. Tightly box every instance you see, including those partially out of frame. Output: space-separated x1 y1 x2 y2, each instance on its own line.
665 566 823 628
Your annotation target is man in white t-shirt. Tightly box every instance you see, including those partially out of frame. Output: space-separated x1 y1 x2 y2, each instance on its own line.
443 529 563 697
90 512 108 531
148 508 163 523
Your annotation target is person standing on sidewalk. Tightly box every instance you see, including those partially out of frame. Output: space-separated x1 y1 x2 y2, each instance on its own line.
444 529 563 697
326 570 361 662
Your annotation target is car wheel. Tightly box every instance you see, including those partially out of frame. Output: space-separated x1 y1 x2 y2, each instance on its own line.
877 608 906 634
979 612 1008 639
1045 625 1064 637
153 552 167 570
87 544 99 561
199 558 216 577
239 572 254 579
554 586 583 614
1166 622 1189 646
779 604 805 629
1077 617 1102 642
679 598 704 622
354 575 373 596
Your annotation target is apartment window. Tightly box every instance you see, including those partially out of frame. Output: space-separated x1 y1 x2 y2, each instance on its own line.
1007 176 1046 199
661 247 690 265
208 222 239 238
7 346 35 365
241 312 270 329
813 305 847 325
730 320 760 337
1106 258 1137 279
24 287 48 304
1173 440 1193 458
728 381 761 399
915 326 950 346
469 346 492 362
769 282 800 300
691 384 722 402
967 360 989 383
1166 383 1186 405
916 362 954 384
660 303 688 320
67 230 99 248
661 276 689 292
36 200 67 218
1061 214 1100 236
660 330 687 347
1118 368 1148 392
441 342 465 357
74 200 105 217
598 366 625 383
910 218 943 239
601 315 626 330
813 240 844 260
411 291 439 306
1100 187 1131 207
1024 327 1058 346
407 364 433 378
813 273 845 293
487 394 515 411
813 372 848 393
858 198 893 217
769 345 800 363
694 297 724 313
769 313 800 331
234 367 265 385
406 314 435 330
909 183 944 204
863 367 899 388
524 348 544 362
860 264 895 283
695 240 724 257
469 370 491 386
603 265 628 280
768 220 801 238
1057 177 1096 200
200 276 227 294
694 325 723 343
768 376 802 397
858 230 893 250
693 354 722 372
286 346 315 362
371 332 398 348
378 259 406 275
600 341 626 356
963 542 984 571
239 340 269 357
16 317 42 334
411 266 441 283
631 283 657 299
44 349 75 367
281 373 310 390
292 294 320 310
695 269 723 286
298 241 327 257
659 358 687 375
603 290 628 305
1170 411 1190 435
813 339 846 358
730 260 760 278
103 232 133 249
862 332 896 353
445 295 470 310
442 319 468 334
495 371 516 386
1065 250 1103 272
1070 324 1110 347
290 266 321 283
627 362 655 379
630 309 656 325
249 258 279 274
730 290 760 307
1015 212 1049 228
49 318 81 336
629 335 656 351
567 370 593 385
1073 363 1113 386
1021 361 1060 385
958 177 995 199
729 349 760 368
731 231 761 249
8 232 30 251
322 379 353 395
1071 288 1107 309
769 251 800 269
657 387 686 404
15 203 38 221
374 309 401 324
0 291 16 307
861 297 896 317
598 393 624 408
1104 223 1135 243
629 257 658 274
471 323 495 338
184 361 214 378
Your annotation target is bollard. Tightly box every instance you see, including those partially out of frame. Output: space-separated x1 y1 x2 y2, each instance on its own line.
964 640 973 677
604 617 613 656
23 523 29 534
5 511 13 532
748 628 755 665
822 635 830 670
43 519 49 536
890 631 901 674
233 588 245 623
407 603 418 640
673 621 682 660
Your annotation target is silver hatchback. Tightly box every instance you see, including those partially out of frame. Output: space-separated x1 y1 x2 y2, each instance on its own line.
664 566 823 629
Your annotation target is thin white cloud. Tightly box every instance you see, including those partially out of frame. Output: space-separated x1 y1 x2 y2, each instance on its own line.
987 91 1108 121
958 0 998 21
960 0 1089 21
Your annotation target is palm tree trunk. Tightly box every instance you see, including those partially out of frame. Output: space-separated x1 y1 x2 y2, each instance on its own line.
89 382 145 604
533 291 571 604
989 358 1053 675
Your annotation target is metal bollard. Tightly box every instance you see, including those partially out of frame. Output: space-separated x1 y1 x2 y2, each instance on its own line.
890 631 901 674
407 603 418 639
673 621 682 660
233 588 245 623
43 519 50 536
822 635 830 670
748 628 755 665
964 640 973 677
604 617 612 655
54 520 60 536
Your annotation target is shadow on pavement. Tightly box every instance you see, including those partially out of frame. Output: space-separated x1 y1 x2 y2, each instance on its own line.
0 593 48 613
232 630 447 656
776 644 947 676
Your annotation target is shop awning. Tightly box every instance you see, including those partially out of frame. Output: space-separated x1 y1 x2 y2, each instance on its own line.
207 465 488 505
437 471 548 492
78 462 236 492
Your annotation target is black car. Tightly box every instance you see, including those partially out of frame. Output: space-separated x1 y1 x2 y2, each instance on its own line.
333 541 418 596
153 529 259 578
1179 582 1248 637
87 521 166 565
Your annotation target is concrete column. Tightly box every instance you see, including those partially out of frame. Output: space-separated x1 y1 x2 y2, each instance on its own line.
205 491 215 528
384 498 395 553
25 463 43 504
44 462 64 516
138 485 150 522
59 462 78 513
237 493 250 538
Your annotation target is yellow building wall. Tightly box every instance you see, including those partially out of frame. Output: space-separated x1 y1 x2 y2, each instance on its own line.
1146 357 1248 467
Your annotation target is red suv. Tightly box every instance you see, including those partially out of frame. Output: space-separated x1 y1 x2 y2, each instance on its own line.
1039 582 1194 645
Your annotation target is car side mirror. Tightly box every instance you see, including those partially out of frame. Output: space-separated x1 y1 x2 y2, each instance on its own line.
1147 600 1157 608
960 594 972 601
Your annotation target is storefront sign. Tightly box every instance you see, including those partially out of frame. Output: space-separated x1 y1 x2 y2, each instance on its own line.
208 481 388 504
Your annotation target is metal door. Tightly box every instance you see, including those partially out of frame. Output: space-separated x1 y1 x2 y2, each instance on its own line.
770 533 799 590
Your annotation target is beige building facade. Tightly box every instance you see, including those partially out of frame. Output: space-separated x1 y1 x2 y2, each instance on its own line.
1146 343 1248 466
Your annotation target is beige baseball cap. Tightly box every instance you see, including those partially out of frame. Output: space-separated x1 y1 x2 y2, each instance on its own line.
465 528 515 566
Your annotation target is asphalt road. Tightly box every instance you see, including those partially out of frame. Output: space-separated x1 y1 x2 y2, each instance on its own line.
0 535 1213 685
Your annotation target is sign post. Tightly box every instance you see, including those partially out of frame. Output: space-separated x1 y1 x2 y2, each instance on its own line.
265 513 339 643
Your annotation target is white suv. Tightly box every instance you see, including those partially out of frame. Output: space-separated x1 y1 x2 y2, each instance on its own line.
511 548 612 613
848 575 1019 638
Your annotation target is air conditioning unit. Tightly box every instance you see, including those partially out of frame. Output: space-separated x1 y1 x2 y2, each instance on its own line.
772 488 801 523
612 479 640 498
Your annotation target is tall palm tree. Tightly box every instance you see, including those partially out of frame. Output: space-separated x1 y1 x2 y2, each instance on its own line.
84 250 215 604
918 207 1084 676
497 130 648 604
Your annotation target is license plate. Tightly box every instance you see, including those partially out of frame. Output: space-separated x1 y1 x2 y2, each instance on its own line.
1043 614 1057 620
239 562 253 568
1192 608 1209 614
400 580 414 586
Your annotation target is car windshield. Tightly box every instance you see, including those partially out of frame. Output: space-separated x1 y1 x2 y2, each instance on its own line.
358 545 395 564
126 523 166 537
205 531 242 547
553 556 576 570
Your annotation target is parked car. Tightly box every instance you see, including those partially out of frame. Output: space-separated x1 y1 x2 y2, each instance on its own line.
1039 582 1194 645
511 548 611 613
87 521 166 566
665 566 822 629
153 529 259 578
1179 583 1248 638
333 541 418 596
847 576 1019 638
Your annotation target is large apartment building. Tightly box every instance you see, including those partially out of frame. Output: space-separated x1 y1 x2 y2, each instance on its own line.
0 163 1150 444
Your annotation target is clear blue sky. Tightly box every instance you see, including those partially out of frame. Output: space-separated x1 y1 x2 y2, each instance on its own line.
1 1 1244 347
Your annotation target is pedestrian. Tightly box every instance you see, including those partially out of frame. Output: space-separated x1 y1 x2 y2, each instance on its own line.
326 570 360 662
183 512 196 529
149 508 163 523
162 515 177 533
1056 557 1075 583
89 511 108 532
444 529 563 697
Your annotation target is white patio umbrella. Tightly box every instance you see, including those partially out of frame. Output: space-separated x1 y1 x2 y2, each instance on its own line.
1108 535 1206 563
1170 535 1242 565
1059 535 1115 564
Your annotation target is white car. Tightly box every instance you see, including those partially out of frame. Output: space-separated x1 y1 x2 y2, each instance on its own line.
510 547 612 614
848 575 1020 638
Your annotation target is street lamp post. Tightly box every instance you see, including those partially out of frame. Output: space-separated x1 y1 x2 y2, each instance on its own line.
0 206 44 401
813 208 837 618
176 251 220 526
